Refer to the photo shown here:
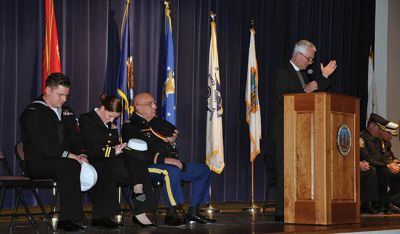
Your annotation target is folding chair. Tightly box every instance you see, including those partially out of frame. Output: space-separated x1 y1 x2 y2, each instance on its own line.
152 180 163 224
118 179 162 225
117 180 134 212
0 149 54 233
14 143 58 219
151 179 187 224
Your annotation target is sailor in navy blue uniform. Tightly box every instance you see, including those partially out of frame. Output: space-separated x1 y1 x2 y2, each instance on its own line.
20 73 87 232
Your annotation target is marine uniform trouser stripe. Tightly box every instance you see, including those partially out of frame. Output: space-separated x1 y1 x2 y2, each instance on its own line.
148 168 176 206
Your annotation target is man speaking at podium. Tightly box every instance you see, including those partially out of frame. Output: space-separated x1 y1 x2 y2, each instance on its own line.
270 39 337 221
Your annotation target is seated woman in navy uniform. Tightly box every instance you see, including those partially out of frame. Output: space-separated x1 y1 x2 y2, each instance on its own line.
79 94 156 227
122 92 216 226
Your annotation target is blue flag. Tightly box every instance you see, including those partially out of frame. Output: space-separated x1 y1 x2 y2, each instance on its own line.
162 4 176 125
116 1 134 123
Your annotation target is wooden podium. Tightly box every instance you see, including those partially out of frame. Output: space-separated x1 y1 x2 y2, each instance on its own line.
283 92 360 225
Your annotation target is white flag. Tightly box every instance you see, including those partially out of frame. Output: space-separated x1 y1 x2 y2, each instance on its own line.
366 50 378 120
245 27 262 162
206 18 225 174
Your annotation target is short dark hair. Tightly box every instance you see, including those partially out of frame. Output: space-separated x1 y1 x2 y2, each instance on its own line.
45 73 71 88
100 94 122 113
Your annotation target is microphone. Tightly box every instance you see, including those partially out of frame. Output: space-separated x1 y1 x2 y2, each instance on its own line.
306 68 319 92
306 68 315 82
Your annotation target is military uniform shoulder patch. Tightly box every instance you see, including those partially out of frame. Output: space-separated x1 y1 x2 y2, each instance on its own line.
359 137 365 148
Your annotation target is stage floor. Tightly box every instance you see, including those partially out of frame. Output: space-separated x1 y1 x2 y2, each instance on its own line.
2 203 400 233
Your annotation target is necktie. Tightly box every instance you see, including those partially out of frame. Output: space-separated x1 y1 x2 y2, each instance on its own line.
296 71 306 89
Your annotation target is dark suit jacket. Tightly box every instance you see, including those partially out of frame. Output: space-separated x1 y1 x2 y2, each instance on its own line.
19 95 82 161
270 63 332 140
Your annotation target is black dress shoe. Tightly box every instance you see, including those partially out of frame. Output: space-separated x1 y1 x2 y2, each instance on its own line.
387 205 400 214
384 208 393 215
194 213 216 223
91 217 119 229
186 213 211 224
57 220 85 232
164 215 183 226
132 215 157 228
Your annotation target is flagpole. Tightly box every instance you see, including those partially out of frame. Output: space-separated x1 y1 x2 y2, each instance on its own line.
202 171 220 213
204 10 224 213
241 161 260 213
242 20 261 214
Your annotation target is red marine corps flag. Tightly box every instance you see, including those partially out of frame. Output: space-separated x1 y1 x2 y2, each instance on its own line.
42 0 61 92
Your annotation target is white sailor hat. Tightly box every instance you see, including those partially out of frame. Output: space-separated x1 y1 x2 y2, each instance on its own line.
80 162 98 192
126 138 148 151
123 138 150 160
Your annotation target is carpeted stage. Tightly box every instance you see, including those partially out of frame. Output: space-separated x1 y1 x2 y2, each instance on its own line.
2 203 400 233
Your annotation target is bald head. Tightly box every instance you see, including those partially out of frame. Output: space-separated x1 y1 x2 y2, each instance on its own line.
134 92 153 105
134 92 157 121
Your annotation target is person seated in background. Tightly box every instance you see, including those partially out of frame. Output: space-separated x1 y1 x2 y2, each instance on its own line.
359 146 378 214
361 113 400 214
19 73 88 231
78 94 157 228
122 92 216 226
379 120 400 208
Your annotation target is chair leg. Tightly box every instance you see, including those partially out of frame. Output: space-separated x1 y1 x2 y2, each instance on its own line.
30 188 54 232
50 187 58 215
121 187 134 212
152 185 162 225
10 187 38 233
0 187 5 209
9 187 21 232
177 204 187 224
82 215 89 226
19 190 39 234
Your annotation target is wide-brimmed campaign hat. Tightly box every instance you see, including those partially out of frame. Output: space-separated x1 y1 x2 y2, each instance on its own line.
80 162 98 191
123 138 151 160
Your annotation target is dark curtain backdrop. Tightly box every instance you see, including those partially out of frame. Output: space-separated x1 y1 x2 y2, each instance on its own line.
0 0 375 207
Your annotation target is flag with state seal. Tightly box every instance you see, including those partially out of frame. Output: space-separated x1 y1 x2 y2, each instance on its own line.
245 26 262 162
